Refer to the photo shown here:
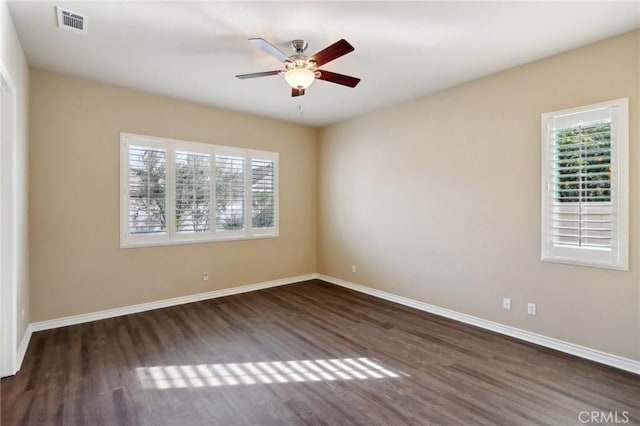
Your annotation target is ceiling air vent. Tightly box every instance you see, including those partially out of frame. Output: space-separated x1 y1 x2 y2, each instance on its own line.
56 6 88 35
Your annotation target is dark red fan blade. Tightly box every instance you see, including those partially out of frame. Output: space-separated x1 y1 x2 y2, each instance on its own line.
249 38 290 63
292 88 305 97
316 70 360 87
310 39 354 67
236 71 281 79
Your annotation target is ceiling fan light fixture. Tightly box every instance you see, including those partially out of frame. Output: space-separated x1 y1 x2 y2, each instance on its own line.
238 38 359 97
284 68 315 89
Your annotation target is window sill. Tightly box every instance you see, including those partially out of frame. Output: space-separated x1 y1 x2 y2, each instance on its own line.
541 256 628 271
120 232 278 249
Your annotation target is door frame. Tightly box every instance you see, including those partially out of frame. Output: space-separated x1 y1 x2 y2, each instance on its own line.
0 61 18 377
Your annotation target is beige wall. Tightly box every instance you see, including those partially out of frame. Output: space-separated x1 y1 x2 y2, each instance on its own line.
318 31 639 361
29 70 317 321
1 0 29 373
27 31 639 362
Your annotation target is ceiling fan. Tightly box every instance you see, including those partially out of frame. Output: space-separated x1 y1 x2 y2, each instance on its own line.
236 38 361 97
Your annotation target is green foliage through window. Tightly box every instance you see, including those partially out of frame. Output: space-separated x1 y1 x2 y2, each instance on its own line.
555 122 611 203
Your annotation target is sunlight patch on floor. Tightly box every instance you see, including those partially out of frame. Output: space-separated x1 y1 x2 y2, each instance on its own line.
136 357 405 389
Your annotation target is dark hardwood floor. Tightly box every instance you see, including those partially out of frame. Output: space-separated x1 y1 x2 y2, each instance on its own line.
2 280 638 425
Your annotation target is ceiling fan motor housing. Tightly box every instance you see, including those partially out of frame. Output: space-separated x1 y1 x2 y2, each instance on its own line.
291 39 308 54
285 40 316 71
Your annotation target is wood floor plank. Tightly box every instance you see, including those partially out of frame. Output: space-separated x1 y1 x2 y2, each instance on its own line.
2 280 639 425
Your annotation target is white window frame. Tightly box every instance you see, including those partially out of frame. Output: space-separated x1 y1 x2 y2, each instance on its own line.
120 133 279 248
541 98 628 270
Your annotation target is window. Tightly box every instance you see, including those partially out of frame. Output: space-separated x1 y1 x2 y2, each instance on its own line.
215 154 245 232
121 133 278 248
541 98 628 270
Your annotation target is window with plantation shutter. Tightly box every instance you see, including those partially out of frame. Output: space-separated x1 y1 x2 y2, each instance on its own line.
121 133 278 248
175 150 211 234
541 98 628 270
252 158 275 229
215 155 245 231
126 143 167 240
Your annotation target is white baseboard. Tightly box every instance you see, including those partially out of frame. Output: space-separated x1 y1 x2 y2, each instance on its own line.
318 274 640 375
30 273 317 332
16 325 32 372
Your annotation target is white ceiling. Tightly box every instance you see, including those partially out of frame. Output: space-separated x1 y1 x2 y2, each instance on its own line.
8 1 640 127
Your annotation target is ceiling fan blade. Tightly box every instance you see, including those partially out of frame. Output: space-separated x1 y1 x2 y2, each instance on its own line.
292 88 305 97
236 71 281 79
316 70 361 88
249 38 290 63
310 39 354 67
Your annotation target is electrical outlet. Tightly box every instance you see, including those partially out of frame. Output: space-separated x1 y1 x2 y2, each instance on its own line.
503 298 511 310
202 272 209 281
352 265 357 273
527 303 537 316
